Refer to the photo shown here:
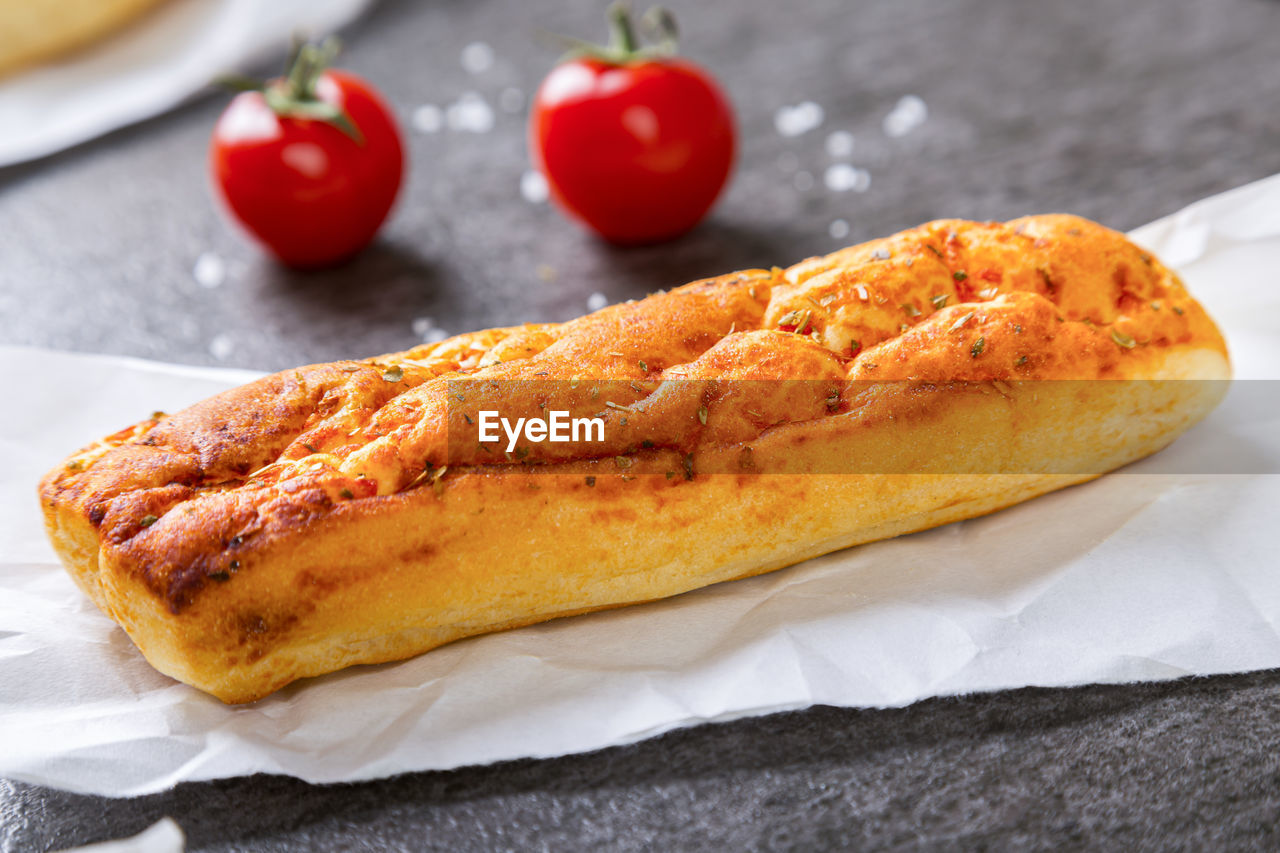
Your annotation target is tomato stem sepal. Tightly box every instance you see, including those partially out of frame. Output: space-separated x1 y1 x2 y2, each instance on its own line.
215 35 363 143
552 2 681 66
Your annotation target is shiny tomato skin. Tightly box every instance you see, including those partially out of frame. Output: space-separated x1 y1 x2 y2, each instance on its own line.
531 57 735 245
210 70 404 269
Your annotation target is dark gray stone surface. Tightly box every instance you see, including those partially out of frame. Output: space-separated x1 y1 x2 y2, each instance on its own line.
3 0 1280 849
7 672 1280 851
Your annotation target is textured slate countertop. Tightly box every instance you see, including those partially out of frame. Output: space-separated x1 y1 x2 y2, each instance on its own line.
4 0 1280 849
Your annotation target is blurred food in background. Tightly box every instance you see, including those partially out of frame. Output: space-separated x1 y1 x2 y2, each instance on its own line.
0 0 372 167
0 0 170 78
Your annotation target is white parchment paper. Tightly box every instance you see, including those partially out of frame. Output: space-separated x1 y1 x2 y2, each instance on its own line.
2 176 1280 797
0 0 373 167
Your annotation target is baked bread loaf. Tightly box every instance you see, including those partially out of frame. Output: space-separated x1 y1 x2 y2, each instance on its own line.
39 215 1230 703
0 0 169 79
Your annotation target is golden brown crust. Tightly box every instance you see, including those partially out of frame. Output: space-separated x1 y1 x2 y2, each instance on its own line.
39 215 1231 702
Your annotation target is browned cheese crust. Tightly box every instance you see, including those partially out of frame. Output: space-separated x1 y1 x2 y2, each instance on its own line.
39 216 1231 702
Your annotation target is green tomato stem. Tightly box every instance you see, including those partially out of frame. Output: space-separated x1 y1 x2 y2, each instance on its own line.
216 35 363 144
607 2 639 55
549 3 680 65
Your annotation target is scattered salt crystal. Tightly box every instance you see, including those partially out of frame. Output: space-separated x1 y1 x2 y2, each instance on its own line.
825 130 855 159
883 95 928 138
446 92 495 133
587 292 608 312
520 170 549 204
773 101 824 137
829 219 850 240
424 328 449 343
776 150 798 172
192 252 224 288
209 334 234 360
412 104 443 134
412 317 436 337
824 163 871 193
460 41 494 74
793 171 815 192
499 87 525 114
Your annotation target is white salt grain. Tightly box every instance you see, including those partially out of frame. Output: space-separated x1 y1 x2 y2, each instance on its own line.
824 163 871 193
412 104 443 134
412 317 436 337
446 92 494 133
460 41 494 74
825 130 855 159
587 292 608 312
773 101 824 137
209 334 234 360
424 328 449 343
829 219 850 240
520 170 549 204
883 95 928 138
192 252 224 288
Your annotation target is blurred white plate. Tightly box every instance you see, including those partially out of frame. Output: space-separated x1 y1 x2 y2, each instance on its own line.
0 0 373 167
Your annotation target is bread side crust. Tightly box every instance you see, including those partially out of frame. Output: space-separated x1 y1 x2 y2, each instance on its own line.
38 215 1233 702
52 349 1227 703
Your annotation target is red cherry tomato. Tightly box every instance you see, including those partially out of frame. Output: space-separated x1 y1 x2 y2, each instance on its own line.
530 9 735 245
210 47 404 269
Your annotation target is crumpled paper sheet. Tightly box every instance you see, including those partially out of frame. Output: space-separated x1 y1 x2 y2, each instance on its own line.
2 176 1279 797
0 0 373 167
